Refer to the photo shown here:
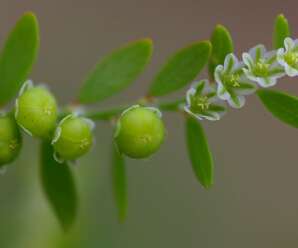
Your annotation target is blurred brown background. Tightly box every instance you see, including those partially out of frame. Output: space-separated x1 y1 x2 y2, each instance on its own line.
0 0 298 247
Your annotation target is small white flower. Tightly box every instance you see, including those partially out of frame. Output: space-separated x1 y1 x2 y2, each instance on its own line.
184 79 226 121
277 37 298 77
242 44 285 87
214 53 257 108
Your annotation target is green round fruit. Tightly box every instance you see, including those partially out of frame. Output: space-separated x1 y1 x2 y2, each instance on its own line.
114 106 165 159
52 115 94 161
0 114 22 167
15 86 58 138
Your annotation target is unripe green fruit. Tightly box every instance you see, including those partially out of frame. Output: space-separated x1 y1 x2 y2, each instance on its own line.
15 86 58 138
52 115 94 161
114 106 165 159
0 114 22 167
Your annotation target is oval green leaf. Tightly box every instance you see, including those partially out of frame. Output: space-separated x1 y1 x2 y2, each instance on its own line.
257 89 298 128
0 12 39 106
185 116 214 189
40 141 78 231
79 39 153 104
112 144 127 222
148 41 211 97
273 14 290 49
208 24 233 80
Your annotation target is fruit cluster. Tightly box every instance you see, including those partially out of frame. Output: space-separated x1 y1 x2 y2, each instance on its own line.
0 80 166 168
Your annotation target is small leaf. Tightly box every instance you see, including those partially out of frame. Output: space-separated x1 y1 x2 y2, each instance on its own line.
208 24 233 80
273 14 290 49
79 39 153 104
0 12 39 106
257 89 298 128
185 116 214 189
112 144 127 222
40 141 77 231
148 41 211 97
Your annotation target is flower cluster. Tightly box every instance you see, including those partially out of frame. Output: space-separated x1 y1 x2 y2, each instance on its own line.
184 37 298 121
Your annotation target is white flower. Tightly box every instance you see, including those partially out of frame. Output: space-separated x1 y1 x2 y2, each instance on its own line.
184 79 226 121
277 37 298 77
242 44 285 87
214 53 257 108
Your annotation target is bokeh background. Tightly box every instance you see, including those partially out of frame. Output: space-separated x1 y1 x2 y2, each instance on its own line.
0 0 298 247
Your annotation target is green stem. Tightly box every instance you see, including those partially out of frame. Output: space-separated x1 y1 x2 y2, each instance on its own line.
82 98 186 121
84 105 130 121
158 98 185 111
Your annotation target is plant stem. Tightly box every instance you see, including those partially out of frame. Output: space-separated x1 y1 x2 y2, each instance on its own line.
84 105 130 121
85 98 185 121
158 98 185 111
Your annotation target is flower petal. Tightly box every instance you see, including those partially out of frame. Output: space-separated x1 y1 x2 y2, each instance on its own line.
201 112 220 121
284 64 298 77
184 106 203 121
186 87 196 105
242 53 254 70
248 44 266 61
268 67 285 78
242 68 255 81
208 104 226 117
235 81 257 95
216 82 230 100
224 53 239 73
227 94 245 109
276 48 286 65
256 77 277 88
284 37 295 51
264 50 277 64
214 64 224 84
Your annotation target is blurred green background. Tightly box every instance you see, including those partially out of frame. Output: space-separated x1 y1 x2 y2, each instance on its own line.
1 0 298 247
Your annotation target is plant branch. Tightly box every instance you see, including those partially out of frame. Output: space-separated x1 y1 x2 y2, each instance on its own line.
81 98 186 121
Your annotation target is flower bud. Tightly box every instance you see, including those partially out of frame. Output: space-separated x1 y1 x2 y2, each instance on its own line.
114 105 165 159
52 115 94 161
0 114 22 166
15 82 58 138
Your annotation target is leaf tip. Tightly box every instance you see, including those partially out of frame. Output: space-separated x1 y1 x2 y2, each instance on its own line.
201 39 212 48
201 182 213 190
141 37 154 56
21 11 39 26
135 38 153 52
213 24 231 36
275 13 289 28
192 40 212 56
22 11 37 18
214 23 226 31
276 13 287 21
140 37 153 45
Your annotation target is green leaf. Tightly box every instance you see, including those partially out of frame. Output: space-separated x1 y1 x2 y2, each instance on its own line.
79 39 153 104
0 12 39 106
257 89 298 128
112 144 127 222
185 117 214 189
148 41 211 97
40 141 77 231
273 14 290 49
208 24 233 80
